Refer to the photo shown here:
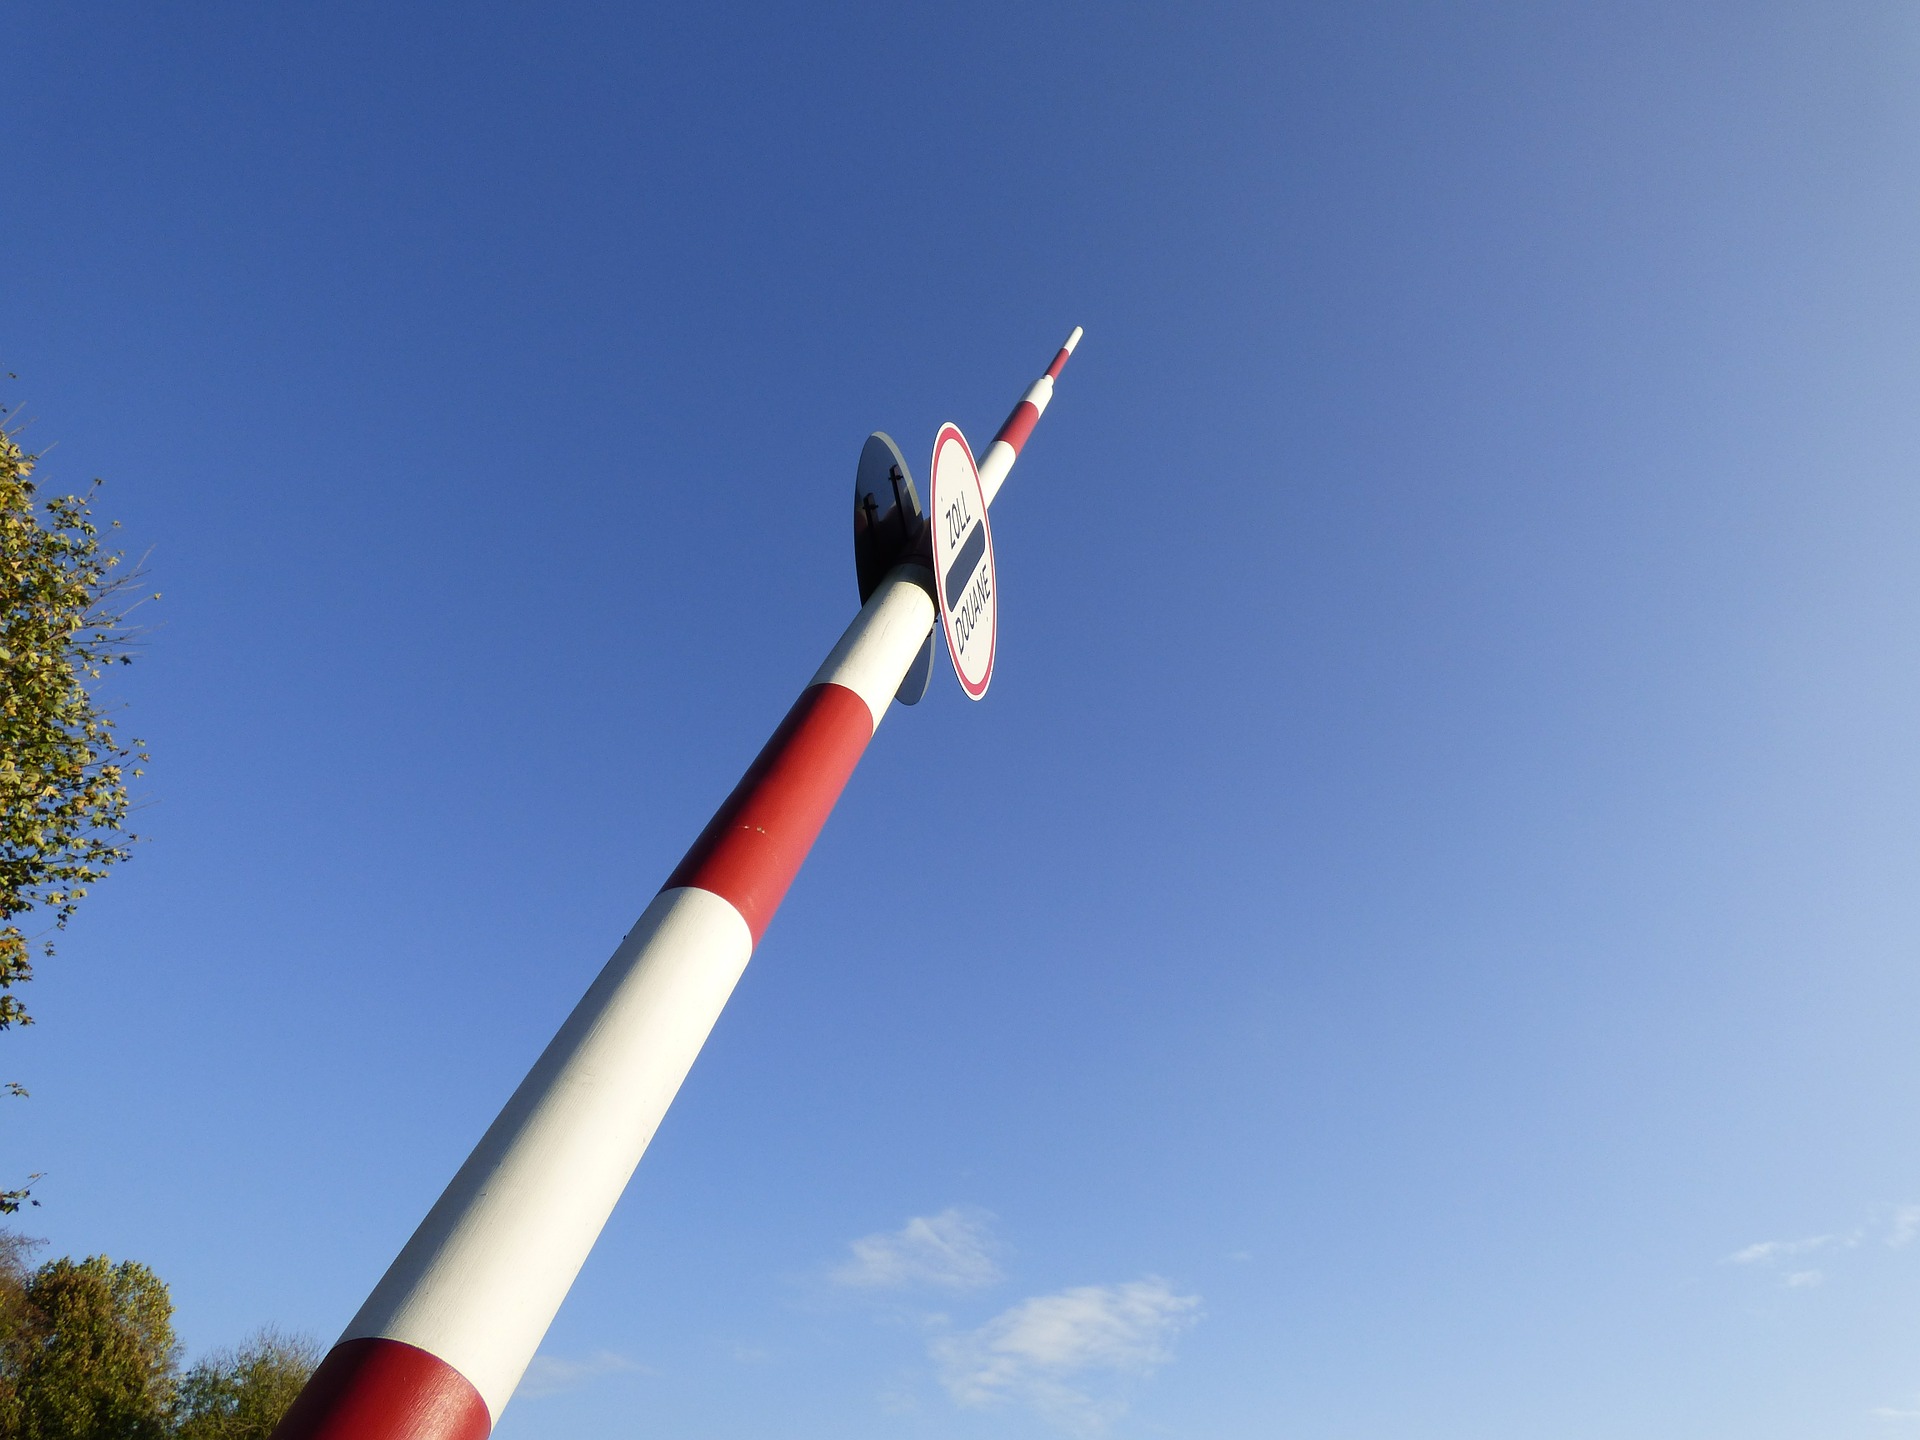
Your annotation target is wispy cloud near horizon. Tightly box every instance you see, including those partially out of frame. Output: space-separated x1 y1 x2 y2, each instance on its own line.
1887 1206 1920 1249
931 1277 1201 1436
1725 1204 1920 1289
1726 1233 1849 1266
831 1207 1004 1292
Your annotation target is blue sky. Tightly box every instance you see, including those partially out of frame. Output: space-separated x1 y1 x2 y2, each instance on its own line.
7 3 1920 1436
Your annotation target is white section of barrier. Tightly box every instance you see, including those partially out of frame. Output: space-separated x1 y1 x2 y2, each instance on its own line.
810 566 938 726
977 441 1018 508
341 886 754 1419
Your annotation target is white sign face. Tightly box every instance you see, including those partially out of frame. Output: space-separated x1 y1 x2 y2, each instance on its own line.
928 423 995 699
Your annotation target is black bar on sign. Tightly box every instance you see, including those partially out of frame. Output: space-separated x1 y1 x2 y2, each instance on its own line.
943 523 987 610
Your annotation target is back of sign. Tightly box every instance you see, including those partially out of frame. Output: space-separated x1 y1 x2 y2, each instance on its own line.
852 431 934 705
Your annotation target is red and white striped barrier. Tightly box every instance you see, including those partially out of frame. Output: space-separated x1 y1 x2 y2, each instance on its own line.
271 329 1081 1440
977 324 1080 507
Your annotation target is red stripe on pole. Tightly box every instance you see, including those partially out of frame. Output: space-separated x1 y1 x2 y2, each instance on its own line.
1044 346 1072 380
663 681 874 944
992 400 1042 456
270 1338 490 1440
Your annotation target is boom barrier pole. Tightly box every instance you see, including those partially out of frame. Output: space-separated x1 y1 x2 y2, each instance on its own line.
271 330 1082 1440
978 325 1080 506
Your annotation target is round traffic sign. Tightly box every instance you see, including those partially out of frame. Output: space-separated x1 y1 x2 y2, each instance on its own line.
928 423 995 700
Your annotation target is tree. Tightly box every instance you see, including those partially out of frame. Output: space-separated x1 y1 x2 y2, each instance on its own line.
0 1252 177 1439
0 1240 316 1440
172 1330 318 1440
0 408 154 1211
0 1230 45 1431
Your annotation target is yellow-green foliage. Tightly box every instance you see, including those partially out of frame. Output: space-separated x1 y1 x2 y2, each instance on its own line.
0 1248 178 1440
0 422 152 1209
173 1331 321 1440
0 1237 315 1440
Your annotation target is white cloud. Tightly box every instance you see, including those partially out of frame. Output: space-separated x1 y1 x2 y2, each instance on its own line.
832 1207 1004 1291
518 1350 648 1399
1721 1207 1920 1288
932 1277 1201 1435
1872 1406 1920 1422
1727 1234 1840 1265
1888 1206 1920 1248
